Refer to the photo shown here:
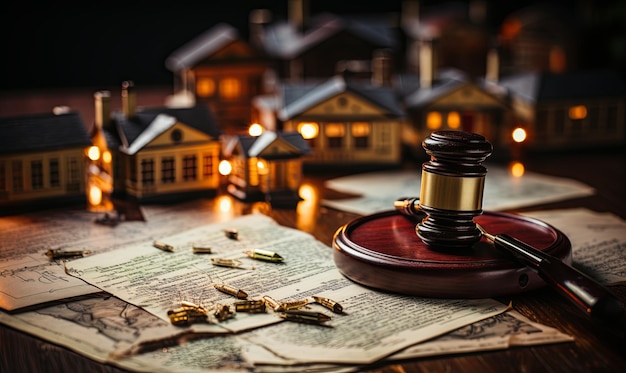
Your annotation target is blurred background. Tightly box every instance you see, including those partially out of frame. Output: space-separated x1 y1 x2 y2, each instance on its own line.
2 1 625 91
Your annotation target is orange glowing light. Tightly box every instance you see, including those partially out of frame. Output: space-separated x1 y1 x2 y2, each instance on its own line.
512 128 527 143
87 146 100 161
88 185 103 206
509 162 525 178
102 150 112 164
298 122 319 139
218 160 233 176
249 123 263 137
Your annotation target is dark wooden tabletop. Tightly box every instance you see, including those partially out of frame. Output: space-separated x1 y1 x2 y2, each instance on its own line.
1 87 625 372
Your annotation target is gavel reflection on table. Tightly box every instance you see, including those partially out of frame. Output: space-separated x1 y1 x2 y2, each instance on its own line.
333 130 624 326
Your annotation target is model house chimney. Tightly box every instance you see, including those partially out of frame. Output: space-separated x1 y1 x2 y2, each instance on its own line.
372 49 393 87
485 47 499 83
401 0 420 29
289 0 308 32
94 90 112 130
419 40 435 89
249 9 272 49
121 80 136 118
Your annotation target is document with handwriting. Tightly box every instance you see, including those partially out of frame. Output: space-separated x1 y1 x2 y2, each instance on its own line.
0 199 226 311
0 294 572 373
66 213 509 364
322 164 595 215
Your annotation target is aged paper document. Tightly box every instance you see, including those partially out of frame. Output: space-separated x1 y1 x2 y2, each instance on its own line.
322 164 595 215
0 199 228 310
66 213 509 365
522 208 626 285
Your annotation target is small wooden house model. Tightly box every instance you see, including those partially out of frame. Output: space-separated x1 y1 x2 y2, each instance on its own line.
269 75 405 167
0 111 92 210
497 70 626 150
165 23 272 134
89 82 223 205
222 130 311 207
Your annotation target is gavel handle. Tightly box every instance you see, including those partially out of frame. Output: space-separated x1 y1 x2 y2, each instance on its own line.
395 197 626 330
491 233 625 325
394 197 424 218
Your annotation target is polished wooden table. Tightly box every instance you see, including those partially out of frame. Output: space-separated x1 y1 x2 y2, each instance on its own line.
1 146 625 372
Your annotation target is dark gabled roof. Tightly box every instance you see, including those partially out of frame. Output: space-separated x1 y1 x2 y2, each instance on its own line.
103 104 222 153
396 68 469 102
499 70 626 103
137 105 222 139
165 23 239 72
278 75 405 120
227 131 311 160
0 111 91 155
263 13 398 59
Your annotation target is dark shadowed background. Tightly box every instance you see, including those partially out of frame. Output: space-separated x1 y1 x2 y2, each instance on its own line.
2 1 624 91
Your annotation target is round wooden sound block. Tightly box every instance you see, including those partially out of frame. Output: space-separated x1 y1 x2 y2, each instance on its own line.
333 210 572 298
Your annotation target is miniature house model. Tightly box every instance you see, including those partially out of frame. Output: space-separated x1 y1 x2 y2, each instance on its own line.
88 82 223 206
165 23 272 134
266 75 405 167
222 130 311 206
0 110 92 209
497 70 626 150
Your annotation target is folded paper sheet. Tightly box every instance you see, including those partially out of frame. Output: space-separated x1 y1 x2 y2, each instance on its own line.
322 165 595 215
65 213 509 365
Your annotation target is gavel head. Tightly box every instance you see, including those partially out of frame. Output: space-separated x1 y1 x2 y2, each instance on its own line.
416 130 493 250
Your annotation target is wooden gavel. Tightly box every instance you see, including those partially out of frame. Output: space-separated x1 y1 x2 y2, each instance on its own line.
394 130 493 250
394 130 625 327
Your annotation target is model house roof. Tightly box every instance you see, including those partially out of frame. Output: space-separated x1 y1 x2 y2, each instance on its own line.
278 75 405 121
165 23 239 72
499 70 626 103
105 104 222 152
263 13 398 59
0 112 91 155
224 131 311 160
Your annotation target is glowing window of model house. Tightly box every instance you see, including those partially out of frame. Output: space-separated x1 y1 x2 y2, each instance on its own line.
31 160 43 189
426 112 442 130
569 105 587 120
447 112 461 129
49 159 59 187
352 122 370 148
203 154 213 177
298 122 319 139
219 78 241 100
325 123 345 148
196 78 215 97
183 155 197 181
141 159 154 185
162 157 175 183
248 157 259 186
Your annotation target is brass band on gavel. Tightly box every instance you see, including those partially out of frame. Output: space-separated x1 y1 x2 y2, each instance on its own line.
414 131 493 250
419 172 485 212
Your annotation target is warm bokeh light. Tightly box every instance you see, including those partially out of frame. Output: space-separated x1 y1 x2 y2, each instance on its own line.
218 160 233 176
249 123 263 136
296 183 318 233
426 112 442 130
88 185 102 206
447 112 461 129
298 122 319 139
257 160 268 175
512 127 527 143
569 105 587 120
216 195 233 214
102 150 112 164
509 161 525 178
87 146 100 161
